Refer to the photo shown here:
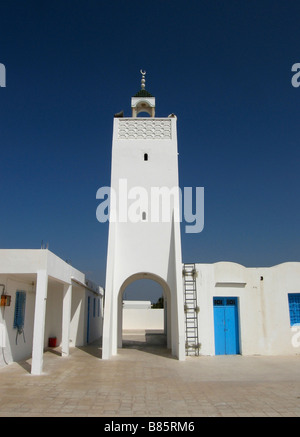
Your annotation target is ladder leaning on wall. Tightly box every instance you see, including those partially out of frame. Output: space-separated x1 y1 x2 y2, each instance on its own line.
183 263 200 356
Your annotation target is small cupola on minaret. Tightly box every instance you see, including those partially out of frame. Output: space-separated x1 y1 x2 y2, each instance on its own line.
131 70 155 117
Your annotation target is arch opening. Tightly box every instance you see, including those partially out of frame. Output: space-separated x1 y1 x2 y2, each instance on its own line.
132 100 155 118
117 273 172 353
137 110 151 117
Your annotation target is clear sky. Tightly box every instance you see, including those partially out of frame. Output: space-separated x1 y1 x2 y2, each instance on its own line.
0 1 299 301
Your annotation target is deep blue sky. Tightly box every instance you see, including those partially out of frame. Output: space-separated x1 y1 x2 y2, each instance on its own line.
0 1 299 301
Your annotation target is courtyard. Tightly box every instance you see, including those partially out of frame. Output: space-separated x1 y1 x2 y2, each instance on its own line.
0 333 299 417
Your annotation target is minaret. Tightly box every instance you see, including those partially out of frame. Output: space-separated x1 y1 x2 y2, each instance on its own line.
102 71 185 360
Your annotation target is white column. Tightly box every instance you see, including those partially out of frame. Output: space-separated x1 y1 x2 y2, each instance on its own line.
117 291 123 348
62 283 72 356
31 269 48 375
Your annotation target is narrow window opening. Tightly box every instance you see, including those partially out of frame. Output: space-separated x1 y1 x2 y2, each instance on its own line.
142 211 147 221
144 153 148 161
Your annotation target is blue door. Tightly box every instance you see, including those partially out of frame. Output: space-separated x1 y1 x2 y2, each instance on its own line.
213 297 239 355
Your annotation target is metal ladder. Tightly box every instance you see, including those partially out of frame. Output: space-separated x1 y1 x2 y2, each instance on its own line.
183 263 200 356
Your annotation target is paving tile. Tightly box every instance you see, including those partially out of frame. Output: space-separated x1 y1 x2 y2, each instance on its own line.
0 338 300 417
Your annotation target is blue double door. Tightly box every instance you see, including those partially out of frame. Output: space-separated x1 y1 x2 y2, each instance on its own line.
213 297 240 355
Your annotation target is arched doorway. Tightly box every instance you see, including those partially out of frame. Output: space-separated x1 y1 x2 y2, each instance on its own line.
117 273 172 353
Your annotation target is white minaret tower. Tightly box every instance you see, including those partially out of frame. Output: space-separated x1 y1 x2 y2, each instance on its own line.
102 71 185 360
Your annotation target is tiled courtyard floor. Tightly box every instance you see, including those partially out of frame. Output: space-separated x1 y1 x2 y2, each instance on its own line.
0 333 299 417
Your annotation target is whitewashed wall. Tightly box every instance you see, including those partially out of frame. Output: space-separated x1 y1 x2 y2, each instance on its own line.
85 291 103 344
0 276 36 366
123 308 164 331
44 283 63 348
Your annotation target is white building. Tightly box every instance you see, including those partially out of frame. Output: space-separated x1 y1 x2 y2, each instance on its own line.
120 261 300 357
191 261 300 356
0 249 104 374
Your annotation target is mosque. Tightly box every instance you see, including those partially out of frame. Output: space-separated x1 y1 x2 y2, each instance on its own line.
0 72 299 374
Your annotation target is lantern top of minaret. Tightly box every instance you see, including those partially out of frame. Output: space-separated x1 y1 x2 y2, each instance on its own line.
131 70 155 117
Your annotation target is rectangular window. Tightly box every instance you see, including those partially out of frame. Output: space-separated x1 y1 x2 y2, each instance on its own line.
288 293 300 326
13 291 26 330
98 298 100 317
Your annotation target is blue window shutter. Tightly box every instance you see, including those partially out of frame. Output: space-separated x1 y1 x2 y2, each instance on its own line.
13 291 26 330
288 293 300 326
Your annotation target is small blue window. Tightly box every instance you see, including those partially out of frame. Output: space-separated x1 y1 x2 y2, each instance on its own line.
288 293 300 326
13 291 26 330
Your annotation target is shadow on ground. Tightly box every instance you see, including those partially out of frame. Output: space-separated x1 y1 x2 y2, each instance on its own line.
15 331 175 373
77 332 175 360
122 331 175 359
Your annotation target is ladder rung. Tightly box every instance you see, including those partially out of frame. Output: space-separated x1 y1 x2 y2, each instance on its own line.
184 266 199 355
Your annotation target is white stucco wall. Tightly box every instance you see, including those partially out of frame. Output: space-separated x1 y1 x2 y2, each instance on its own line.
123 308 164 331
0 276 36 365
85 291 103 344
69 285 85 347
44 283 63 348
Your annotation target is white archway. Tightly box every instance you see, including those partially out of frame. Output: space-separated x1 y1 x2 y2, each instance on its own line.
117 272 172 350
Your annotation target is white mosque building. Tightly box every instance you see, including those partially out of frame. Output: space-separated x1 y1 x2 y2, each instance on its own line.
0 72 300 374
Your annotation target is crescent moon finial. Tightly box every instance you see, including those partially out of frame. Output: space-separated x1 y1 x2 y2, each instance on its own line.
140 69 146 90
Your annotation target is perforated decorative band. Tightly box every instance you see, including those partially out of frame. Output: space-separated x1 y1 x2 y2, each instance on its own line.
118 119 172 140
